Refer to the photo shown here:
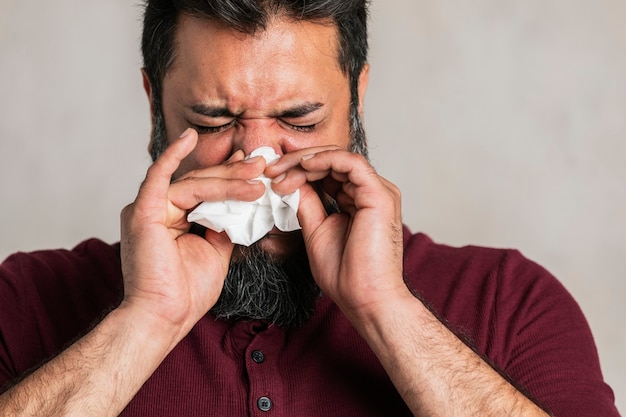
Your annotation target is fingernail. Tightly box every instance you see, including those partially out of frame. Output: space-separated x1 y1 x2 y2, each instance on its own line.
272 173 286 184
226 150 244 163
247 179 262 185
179 127 193 138
301 153 316 161
244 156 262 163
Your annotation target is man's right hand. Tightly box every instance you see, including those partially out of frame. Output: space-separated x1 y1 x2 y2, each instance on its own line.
119 128 267 345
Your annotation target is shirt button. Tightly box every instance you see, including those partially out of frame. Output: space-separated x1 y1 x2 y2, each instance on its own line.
257 396 272 412
251 350 265 364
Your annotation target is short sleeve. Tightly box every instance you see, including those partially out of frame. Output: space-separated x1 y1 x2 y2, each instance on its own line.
0 254 26 388
492 251 619 416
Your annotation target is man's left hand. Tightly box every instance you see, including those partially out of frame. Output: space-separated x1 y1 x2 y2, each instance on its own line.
266 147 409 321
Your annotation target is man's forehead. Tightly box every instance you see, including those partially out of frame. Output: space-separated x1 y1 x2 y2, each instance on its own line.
163 14 348 110
171 14 342 71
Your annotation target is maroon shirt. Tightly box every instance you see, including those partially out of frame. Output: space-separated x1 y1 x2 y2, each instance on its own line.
0 228 619 416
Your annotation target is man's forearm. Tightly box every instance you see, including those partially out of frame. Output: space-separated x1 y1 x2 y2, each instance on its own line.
0 304 177 417
349 291 551 417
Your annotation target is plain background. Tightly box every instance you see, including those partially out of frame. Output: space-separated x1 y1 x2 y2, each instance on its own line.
0 0 623 412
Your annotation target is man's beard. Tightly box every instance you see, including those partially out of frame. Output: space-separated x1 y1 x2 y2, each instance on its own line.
210 242 321 329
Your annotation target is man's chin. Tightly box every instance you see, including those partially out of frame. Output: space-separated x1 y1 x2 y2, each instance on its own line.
214 230 319 329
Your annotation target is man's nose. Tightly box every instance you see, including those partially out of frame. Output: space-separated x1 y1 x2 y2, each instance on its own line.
232 118 285 157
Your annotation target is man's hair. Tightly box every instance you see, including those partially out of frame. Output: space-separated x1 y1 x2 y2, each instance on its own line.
141 0 370 161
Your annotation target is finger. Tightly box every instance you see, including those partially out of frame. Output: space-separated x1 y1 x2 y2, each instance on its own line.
175 154 266 183
168 177 266 210
138 128 198 205
169 154 268 210
225 149 245 164
301 151 399 213
272 149 368 195
374 176 403 218
126 129 199 230
270 165 310 194
334 189 357 216
269 152 351 199
296 183 331 239
204 228 235 262
264 145 341 178
270 164 346 196
299 150 376 188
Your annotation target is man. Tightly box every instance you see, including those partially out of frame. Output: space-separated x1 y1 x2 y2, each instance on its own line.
0 0 619 416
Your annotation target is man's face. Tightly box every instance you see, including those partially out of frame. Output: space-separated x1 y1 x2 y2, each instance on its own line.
143 14 366 327
154 14 357 256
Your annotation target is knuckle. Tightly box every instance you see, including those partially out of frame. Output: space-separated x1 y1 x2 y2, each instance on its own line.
348 151 369 165
390 183 402 198
172 175 200 185
120 204 133 222
145 160 163 179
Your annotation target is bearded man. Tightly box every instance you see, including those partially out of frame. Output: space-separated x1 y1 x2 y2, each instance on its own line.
0 1 619 416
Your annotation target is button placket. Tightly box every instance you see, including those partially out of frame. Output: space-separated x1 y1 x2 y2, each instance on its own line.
246 323 284 415
250 348 272 412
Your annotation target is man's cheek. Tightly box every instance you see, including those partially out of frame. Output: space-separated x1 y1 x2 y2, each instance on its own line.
181 141 233 172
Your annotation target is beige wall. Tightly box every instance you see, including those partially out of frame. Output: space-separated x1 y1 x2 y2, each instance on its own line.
0 0 623 411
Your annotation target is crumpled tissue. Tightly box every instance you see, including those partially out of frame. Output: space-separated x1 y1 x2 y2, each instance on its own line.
187 146 301 246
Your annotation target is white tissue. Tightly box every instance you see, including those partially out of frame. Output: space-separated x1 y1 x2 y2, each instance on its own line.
187 147 301 246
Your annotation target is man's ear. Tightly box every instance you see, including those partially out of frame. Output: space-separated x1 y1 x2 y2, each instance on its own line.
141 68 156 155
357 63 370 116
141 68 155 117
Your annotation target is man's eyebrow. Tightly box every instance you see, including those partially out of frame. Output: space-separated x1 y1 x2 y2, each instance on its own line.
275 102 324 118
190 102 324 118
191 104 237 118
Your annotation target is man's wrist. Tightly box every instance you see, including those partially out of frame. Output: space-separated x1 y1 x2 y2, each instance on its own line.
341 284 427 345
112 300 188 357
